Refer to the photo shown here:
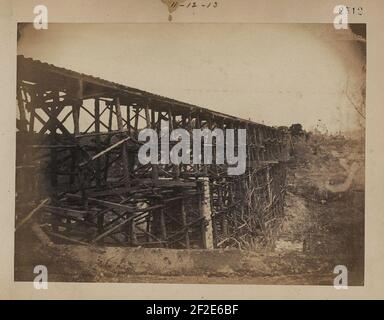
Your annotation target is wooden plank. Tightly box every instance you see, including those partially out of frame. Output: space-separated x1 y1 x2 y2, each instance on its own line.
44 205 87 217
66 194 135 212
79 136 131 166
15 198 50 231
91 214 135 243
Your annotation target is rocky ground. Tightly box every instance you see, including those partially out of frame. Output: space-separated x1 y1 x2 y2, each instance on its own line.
15 133 365 285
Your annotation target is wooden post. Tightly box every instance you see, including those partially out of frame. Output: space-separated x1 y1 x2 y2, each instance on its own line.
115 97 133 243
72 102 80 136
146 210 151 243
198 178 214 249
72 100 81 190
218 188 228 237
129 219 137 246
95 96 105 240
97 212 104 236
168 106 180 180
94 98 102 187
266 166 273 206
27 91 36 197
160 208 167 247
73 100 88 212
28 100 35 134
148 102 159 181
134 107 139 133
181 199 190 248
103 103 114 182
115 97 130 187
127 104 131 134
16 85 28 132
50 94 61 196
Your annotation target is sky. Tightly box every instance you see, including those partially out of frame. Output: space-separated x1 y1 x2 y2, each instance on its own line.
17 23 366 134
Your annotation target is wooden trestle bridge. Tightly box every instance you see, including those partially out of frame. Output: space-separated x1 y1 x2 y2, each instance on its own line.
16 55 290 249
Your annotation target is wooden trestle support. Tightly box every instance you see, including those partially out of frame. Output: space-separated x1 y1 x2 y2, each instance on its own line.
15 55 290 249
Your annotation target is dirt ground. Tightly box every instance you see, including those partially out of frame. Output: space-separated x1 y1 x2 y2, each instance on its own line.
279 133 365 285
15 133 365 285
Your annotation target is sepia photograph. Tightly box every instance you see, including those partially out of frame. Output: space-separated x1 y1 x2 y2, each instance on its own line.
14 22 366 286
